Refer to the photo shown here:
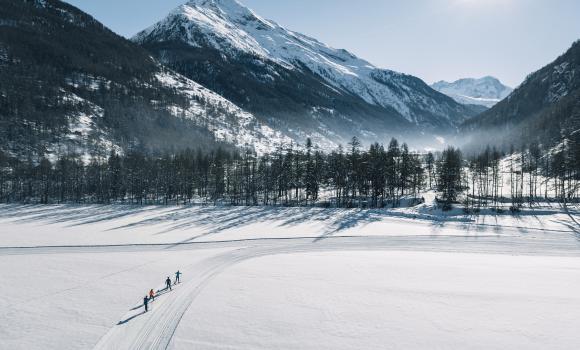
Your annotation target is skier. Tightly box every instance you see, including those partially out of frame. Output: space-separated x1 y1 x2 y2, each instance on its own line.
166 276 172 291
149 289 155 301
143 295 149 312
174 270 182 285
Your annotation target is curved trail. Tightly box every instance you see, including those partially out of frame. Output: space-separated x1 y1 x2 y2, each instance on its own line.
2 203 579 350
89 233 580 350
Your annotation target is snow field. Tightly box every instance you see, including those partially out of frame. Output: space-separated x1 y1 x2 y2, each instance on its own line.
0 204 579 349
174 251 580 350
0 248 234 350
1 204 577 248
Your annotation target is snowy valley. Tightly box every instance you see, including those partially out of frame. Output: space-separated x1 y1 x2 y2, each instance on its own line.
1 203 580 349
1 0 580 349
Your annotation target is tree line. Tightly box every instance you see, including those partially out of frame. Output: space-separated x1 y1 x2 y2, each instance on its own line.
0 136 579 210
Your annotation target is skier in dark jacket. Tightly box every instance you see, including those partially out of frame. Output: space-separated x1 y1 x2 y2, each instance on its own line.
166 276 172 291
143 296 149 312
175 270 182 285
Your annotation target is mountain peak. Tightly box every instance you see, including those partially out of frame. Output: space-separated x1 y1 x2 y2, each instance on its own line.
181 0 274 29
186 0 241 7
135 0 280 60
182 0 257 19
185 0 244 9
451 76 503 86
134 0 479 146
481 75 499 81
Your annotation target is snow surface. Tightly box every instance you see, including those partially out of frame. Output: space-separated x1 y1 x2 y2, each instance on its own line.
46 90 121 163
0 45 8 64
155 70 299 153
1 203 579 349
174 251 580 350
1 203 579 247
0 248 234 350
133 0 466 126
546 61 574 103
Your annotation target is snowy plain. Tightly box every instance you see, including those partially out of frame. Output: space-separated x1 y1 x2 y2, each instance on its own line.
0 203 579 349
174 251 580 350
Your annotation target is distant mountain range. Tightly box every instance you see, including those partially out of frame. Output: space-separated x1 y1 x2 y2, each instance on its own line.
431 77 513 108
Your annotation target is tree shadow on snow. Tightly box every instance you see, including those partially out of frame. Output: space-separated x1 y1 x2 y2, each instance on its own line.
0 203 161 227
0 203 472 243
3 203 572 244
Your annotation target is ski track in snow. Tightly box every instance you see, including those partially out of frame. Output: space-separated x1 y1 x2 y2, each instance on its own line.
100 236 580 349
2 201 578 349
3 232 578 350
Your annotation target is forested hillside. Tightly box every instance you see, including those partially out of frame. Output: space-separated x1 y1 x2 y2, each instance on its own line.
0 0 291 161
462 41 580 152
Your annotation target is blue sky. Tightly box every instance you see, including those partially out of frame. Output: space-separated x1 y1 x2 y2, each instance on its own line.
65 0 580 87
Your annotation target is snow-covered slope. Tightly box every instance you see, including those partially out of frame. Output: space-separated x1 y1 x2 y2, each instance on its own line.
134 0 478 145
431 77 513 108
0 0 299 158
155 69 299 153
137 0 417 123
461 40 580 150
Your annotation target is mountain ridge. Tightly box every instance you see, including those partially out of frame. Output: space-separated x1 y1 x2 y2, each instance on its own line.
461 40 580 151
0 0 292 159
133 0 480 147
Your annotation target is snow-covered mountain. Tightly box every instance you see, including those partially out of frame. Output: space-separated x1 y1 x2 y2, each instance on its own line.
133 0 479 146
431 77 513 108
0 0 291 159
